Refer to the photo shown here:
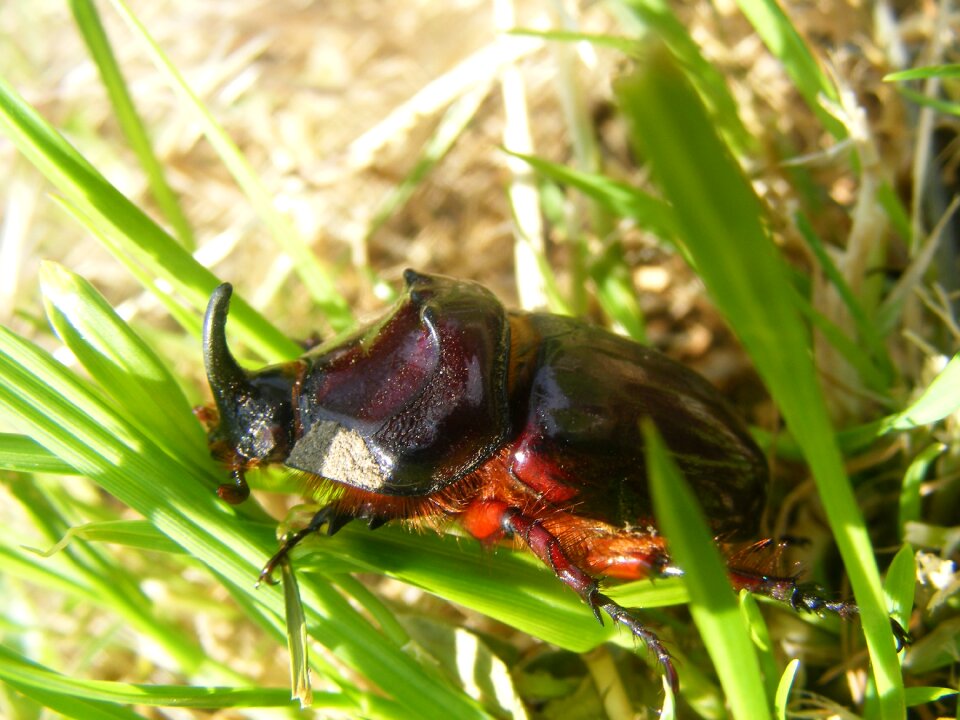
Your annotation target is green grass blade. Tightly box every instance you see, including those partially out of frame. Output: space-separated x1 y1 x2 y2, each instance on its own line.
617 46 905 718
590 247 647 342
903 687 958 706
895 86 960 116
508 149 682 340
617 0 755 155
0 75 299 363
644 422 769 716
739 591 780 702
794 292 894 393
883 543 916 637
40 519 183 555
734 0 845 138
102 0 352 328
39 262 210 470
899 443 943 534
68 0 194 249
884 64 960 81
280 561 312 709
0 325 487 718
508 28 645 56
881 351 960 431
50 194 205 337
794 212 896 387
0 433 78 474
3 479 208 674
0 644 297 709
876 181 913 248
774 659 800 720
507 151 679 241
367 84 489 243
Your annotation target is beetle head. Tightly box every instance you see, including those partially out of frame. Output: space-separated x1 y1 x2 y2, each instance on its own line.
203 284 295 472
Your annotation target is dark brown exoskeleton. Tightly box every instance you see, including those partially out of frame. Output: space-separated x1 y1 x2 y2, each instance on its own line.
200 270 902 692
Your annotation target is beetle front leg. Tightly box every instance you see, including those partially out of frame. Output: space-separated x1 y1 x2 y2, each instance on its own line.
500 507 678 693
257 504 356 586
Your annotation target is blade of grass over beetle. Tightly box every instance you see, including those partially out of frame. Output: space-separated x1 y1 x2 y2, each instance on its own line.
739 592 780 703
617 46 905 718
644 422 769 717
298 524 625 652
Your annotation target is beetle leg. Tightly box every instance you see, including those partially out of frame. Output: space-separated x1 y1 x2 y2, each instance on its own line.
257 504 355 586
500 507 678 693
726 566 854 615
726 567 912 651
788 582 911 650
216 467 250 505
580 534 671 580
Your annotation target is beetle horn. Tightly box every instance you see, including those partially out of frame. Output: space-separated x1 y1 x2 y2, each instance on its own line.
203 283 250 404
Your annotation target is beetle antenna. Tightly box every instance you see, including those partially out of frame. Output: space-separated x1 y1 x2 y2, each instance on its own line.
203 283 251 404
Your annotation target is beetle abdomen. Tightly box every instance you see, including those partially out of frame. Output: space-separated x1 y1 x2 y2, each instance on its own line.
506 313 768 537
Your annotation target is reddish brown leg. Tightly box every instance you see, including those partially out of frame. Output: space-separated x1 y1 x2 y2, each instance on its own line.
500 507 679 693
216 467 250 504
724 538 860 616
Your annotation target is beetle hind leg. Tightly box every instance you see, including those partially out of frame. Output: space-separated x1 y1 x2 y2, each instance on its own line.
499 507 678 693
726 565 912 651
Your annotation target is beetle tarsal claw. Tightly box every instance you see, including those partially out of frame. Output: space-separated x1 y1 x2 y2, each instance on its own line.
256 551 286 588
585 587 605 626
257 532 308 587
255 504 356 587
599 598 679 693
892 619 912 651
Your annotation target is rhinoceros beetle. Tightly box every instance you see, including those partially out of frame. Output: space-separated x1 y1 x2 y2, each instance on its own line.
200 269 901 692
